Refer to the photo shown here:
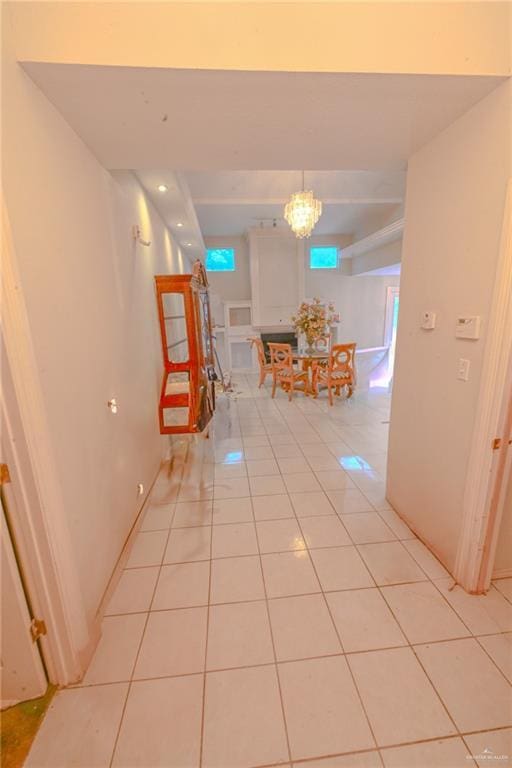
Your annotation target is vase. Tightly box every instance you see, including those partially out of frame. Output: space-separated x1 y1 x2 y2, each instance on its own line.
304 336 317 354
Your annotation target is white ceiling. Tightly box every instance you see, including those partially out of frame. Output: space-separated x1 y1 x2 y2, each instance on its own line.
21 63 503 251
184 170 404 237
136 169 404 241
135 170 206 259
193 201 398 237
356 263 402 277
22 64 504 170
185 171 405 201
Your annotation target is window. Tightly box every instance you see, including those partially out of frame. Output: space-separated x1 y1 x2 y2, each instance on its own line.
309 246 338 269
206 248 235 272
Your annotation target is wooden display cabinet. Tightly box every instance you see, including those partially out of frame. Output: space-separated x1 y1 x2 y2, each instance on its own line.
155 261 216 434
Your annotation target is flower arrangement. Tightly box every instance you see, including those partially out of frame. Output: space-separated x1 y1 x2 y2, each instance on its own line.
291 298 338 349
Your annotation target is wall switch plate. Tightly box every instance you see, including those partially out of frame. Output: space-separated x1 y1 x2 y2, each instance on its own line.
421 311 436 330
455 315 481 339
457 358 470 381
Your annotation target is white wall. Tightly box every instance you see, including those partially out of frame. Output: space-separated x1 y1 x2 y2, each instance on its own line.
306 271 400 350
353 203 404 241
9 3 510 77
304 236 400 349
352 240 402 276
205 230 399 349
2 19 191 654
388 80 511 573
204 236 251 319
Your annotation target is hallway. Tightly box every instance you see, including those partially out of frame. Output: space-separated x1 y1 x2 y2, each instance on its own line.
25 380 512 767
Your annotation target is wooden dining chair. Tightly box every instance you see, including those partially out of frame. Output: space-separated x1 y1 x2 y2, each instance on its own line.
249 337 273 388
312 343 356 405
312 333 332 374
313 333 332 352
268 342 308 401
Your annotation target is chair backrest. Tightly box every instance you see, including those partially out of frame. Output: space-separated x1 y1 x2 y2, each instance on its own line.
261 332 297 360
268 342 293 373
314 333 332 352
329 343 356 374
250 337 268 368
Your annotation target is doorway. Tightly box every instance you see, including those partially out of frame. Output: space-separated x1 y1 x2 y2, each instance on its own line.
477 351 512 590
384 286 400 387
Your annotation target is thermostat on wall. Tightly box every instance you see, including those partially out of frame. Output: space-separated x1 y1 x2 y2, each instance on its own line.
455 316 481 340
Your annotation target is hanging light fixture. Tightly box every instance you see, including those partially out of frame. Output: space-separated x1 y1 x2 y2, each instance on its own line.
284 171 322 239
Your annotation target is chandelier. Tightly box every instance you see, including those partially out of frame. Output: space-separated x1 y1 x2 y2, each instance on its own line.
284 171 322 239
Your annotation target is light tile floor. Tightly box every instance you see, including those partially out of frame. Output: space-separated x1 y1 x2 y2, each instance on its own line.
26 376 512 768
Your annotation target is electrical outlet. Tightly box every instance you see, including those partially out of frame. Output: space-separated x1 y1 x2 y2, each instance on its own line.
457 358 470 381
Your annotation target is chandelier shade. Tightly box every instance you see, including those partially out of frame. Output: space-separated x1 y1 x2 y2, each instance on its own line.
284 174 322 238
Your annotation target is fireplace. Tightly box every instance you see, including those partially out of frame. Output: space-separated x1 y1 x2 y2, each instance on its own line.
260 332 298 361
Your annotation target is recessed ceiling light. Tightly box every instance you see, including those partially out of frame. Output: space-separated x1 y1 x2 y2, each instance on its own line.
176 222 184 228
185 242 192 247
157 184 168 193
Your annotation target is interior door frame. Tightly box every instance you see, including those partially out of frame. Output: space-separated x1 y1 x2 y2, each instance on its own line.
383 286 400 348
1 491 47 707
478 361 512 587
454 178 512 593
2 200 92 685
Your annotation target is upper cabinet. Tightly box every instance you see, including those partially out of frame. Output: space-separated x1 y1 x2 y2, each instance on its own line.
248 228 304 328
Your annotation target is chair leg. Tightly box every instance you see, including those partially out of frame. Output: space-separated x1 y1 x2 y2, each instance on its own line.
258 369 265 387
271 375 277 398
328 385 334 406
311 372 318 398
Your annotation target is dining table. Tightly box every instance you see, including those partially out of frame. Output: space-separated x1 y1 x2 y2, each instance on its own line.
292 347 330 396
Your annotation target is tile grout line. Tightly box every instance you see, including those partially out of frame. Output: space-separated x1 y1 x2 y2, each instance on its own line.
244 402 297 767
492 581 512 606
263 407 384 761
208 391 295 768
253 511 294 766
197 456 214 768
68 629 511 692
107 502 177 767
375 582 466 742
96 381 508 768
427 578 512 659
246 394 298 764
473 631 512 687
309 439 504 746
254 391 510 751
292 508 382 756
136 515 504 642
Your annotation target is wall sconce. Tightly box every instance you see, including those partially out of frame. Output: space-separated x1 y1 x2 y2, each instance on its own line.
132 225 151 247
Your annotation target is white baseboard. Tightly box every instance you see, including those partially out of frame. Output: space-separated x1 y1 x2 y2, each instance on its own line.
492 568 512 580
